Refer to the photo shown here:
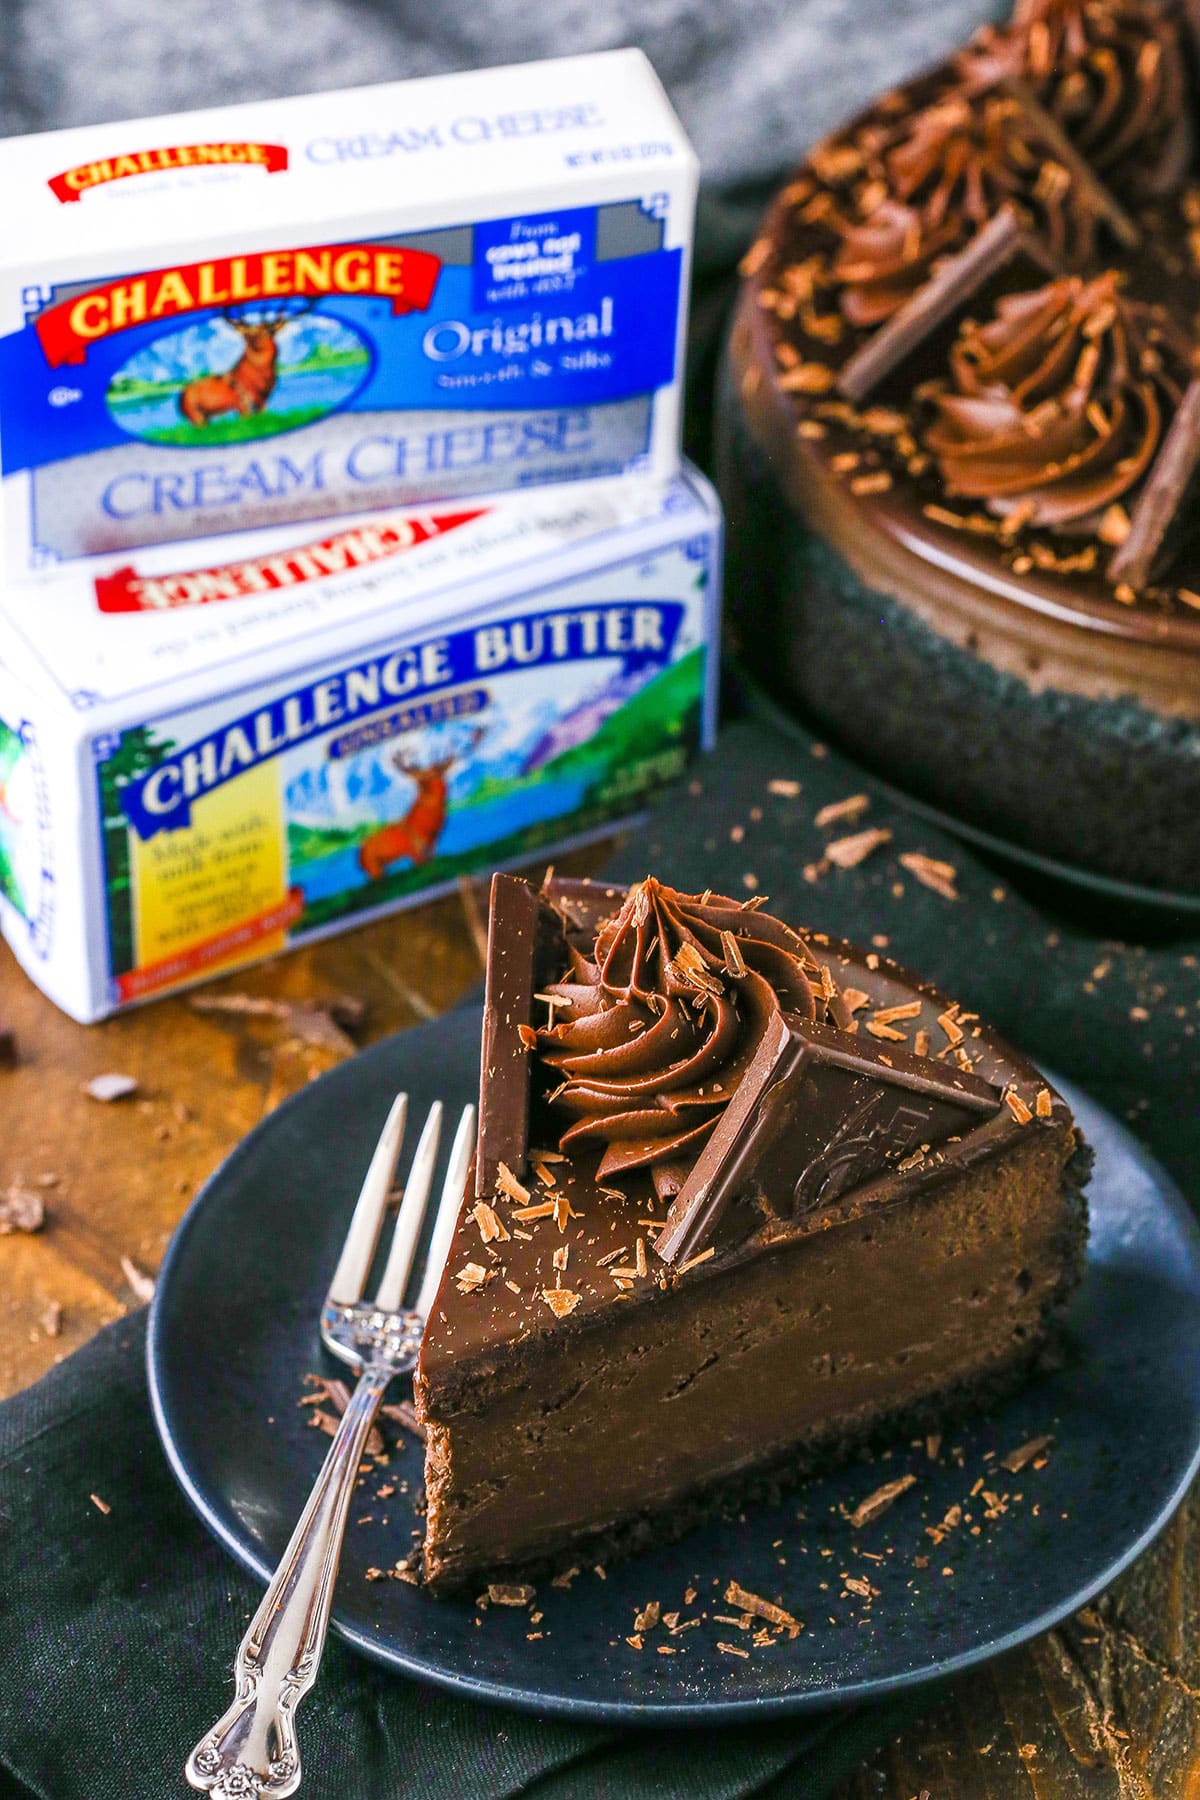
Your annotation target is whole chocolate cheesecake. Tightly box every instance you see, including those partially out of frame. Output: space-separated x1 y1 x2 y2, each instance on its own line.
413 873 1089 1592
717 0 1200 892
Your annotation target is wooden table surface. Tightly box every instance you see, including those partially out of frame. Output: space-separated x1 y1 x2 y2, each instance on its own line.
3 851 1197 1797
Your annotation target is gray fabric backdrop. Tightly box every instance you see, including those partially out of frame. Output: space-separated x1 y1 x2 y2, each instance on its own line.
2 0 1002 186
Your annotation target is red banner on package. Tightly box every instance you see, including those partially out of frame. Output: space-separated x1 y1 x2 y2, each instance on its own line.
47 141 289 202
115 889 305 1002
35 241 443 366
95 509 489 613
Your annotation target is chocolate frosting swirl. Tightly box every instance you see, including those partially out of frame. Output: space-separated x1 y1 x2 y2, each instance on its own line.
830 91 1098 327
964 0 1190 196
536 880 848 1193
922 271 1192 527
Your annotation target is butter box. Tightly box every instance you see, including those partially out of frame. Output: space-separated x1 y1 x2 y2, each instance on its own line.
0 51 696 579
0 465 720 1021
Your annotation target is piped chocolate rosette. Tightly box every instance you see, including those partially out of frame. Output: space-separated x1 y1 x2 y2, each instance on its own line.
535 880 849 1201
922 271 1194 530
962 0 1191 195
830 89 1099 327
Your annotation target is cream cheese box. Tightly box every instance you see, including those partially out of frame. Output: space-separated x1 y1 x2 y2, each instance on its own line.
0 466 721 1021
0 51 696 578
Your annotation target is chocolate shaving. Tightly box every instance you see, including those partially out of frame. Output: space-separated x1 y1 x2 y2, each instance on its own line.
1109 377 1200 590
724 1580 802 1637
845 1472 917 1528
190 992 359 1054
483 1582 535 1607
839 204 1024 404
379 1398 426 1442
304 1374 386 1456
814 794 869 829
1001 1432 1054 1472
825 827 892 868
495 1162 531 1205
540 1286 581 1318
899 852 959 901
0 1023 16 1068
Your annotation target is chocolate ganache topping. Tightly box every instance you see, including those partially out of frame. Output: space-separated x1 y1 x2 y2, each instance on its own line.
829 89 1098 327
536 880 849 1195
963 0 1190 195
922 271 1193 526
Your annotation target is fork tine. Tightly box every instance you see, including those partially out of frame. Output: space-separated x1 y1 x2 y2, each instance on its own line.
326 1093 407 1306
372 1101 444 1312
414 1104 476 1321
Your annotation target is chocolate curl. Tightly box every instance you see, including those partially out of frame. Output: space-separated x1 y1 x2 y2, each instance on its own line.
1000 76 1141 250
839 204 1025 405
1109 376 1200 590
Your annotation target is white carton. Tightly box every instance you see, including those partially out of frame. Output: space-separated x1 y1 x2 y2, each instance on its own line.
0 466 721 1021
0 52 696 578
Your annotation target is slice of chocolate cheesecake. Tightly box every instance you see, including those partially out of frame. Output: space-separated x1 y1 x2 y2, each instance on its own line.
413 874 1089 1592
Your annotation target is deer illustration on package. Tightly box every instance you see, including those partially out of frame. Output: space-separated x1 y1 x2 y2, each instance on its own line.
358 727 485 880
179 302 315 427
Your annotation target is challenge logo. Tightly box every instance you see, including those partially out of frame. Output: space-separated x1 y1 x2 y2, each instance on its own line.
47 141 289 203
34 243 443 367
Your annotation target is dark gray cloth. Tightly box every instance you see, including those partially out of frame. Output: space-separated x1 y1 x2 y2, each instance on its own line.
1 0 1001 188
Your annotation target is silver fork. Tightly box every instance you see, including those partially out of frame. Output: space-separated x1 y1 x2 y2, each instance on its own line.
186 1093 474 1800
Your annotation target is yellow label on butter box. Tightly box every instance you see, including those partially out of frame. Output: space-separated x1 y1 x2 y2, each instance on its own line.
126 760 291 997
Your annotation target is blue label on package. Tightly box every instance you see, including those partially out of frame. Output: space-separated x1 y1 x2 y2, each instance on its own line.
119 597 686 839
0 199 685 564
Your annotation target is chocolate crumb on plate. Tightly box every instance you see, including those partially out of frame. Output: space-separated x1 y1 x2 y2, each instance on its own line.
845 1473 918 1529
1001 1434 1055 1473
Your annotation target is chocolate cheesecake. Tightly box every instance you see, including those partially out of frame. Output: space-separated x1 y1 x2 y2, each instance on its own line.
413 873 1089 1592
717 0 1200 892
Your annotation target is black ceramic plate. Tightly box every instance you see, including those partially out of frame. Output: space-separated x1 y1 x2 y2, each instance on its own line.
735 670 1200 929
149 1006 1200 1723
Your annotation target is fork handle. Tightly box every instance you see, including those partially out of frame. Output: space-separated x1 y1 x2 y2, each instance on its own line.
186 1363 393 1799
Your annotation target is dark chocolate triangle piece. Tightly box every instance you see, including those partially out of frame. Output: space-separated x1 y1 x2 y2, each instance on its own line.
655 1015 1004 1266
838 204 1028 405
1001 76 1141 250
1108 376 1200 591
475 873 565 1198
